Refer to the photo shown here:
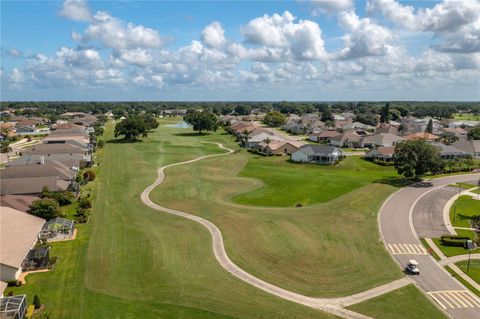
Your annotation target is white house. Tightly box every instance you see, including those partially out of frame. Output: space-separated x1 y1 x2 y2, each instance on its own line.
291 145 343 165
0 207 45 282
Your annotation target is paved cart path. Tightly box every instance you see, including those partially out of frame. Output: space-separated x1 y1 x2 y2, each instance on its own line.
141 142 413 319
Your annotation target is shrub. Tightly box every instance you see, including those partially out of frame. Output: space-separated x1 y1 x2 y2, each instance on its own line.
97 139 105 148
28 198 62 220
440 235 470 247
296 203 303 207
6 280 20 287
78 197 92 209
33 295 41 309
41 188 74 206
74 208 91 223
83 170 96 182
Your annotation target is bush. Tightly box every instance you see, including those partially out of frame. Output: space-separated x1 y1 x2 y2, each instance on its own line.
78 197 92 209
6 280 21 287
440 235 470 247
41 188 74 206
33 295 41 309
97 139 105 148
83 170 96 182
28 198 63 220
74 208 91 223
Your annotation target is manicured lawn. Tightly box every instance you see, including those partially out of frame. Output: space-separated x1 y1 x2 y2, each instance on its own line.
150 128 404 297
347 284 447 319
457 260 480 285
445 266 480 297
6 120 334 319
453 113 480 121
431 237 480 257
450 195 480 228
232 155 399 207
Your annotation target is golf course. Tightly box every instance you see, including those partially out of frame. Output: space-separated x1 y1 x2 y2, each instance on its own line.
5 119 447 318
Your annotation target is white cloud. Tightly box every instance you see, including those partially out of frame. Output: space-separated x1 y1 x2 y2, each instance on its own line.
240 11 327 61
337 11 394 59
76 11 163 50
118 49 152 67
310 0 354 15
60 0 92 22
201 22 226 49
10 68 25 83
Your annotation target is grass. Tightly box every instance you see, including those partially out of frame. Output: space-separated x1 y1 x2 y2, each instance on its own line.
450 195 480 228
347 284 447 319
420 238 441 261
232 154 399 207
6 119 334 319
150 126 404 297
445 266 480 297
453 113 480 121
449 182 478 189
457 260 480 285
431 237 480 257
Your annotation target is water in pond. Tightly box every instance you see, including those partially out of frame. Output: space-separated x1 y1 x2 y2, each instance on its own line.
165 121 191 128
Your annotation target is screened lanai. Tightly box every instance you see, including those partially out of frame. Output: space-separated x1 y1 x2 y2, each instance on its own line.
39 217 75 241
0 295 27 319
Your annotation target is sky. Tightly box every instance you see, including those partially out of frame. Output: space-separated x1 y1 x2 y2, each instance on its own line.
1 0 479 101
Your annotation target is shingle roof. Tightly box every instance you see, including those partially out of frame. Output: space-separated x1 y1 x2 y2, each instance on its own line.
0 207 45 269
298 144 341 156
0 176 69 195
0 162 75 180
451 140 480 153
24 143 88 155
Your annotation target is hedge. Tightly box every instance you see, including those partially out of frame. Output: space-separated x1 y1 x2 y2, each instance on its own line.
440 235 470 247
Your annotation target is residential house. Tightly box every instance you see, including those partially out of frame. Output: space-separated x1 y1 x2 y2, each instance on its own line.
246 132 286 149
329 131 362 148
253 140 304 156
308 130 341 143
429 142 471 160
365 147 396 163
403 132 440 142
23 143 90 156
448 120 480 129
0 207 45 282
440 127 468 141
0 176 70 196
291 145 343 165
360 133 405 148
451 140 480 159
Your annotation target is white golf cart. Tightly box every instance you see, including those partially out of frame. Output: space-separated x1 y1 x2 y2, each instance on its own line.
406 259 420 275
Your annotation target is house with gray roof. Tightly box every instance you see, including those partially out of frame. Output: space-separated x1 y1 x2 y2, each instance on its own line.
360 133 405 148
291 145 343 165
0 176 70 196
450 140 480 159
429 142 471 160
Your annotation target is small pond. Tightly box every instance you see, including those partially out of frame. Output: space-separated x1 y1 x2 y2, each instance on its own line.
165 121 191 128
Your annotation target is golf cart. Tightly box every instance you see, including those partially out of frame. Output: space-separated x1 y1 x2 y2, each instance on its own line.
406 259 420 275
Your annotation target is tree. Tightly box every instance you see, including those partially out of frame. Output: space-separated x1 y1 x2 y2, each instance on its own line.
114 116 148 140
321 108 334 123
97 139 105 148
234 105 252 115
28 198 62 219
142 113 159 130
78 197 92 209
425 119 433 133
0 141 12 154
83 170 96 182
398 124 407 134
394 140 444 179
183 111 218 135
468 126 480 140
380 102 391 123
263 111 286 127
242 129 251 148
33 295 41 309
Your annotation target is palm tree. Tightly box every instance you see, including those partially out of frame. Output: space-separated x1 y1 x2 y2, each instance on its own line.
242 129 251 148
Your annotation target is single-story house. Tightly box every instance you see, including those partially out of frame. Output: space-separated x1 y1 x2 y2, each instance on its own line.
440 127 468 140
430 142 471 160
308 130 341 143
291 145 343 165
360 133 405 148
403 132 440 141
365 147 396 163
0 161 76 181
0 195 40 213
23 143 90 156
246 132 286 148
0 176 70 196
329 132 362 148
0 207 45 282
451 140 480 159
253 140 304 155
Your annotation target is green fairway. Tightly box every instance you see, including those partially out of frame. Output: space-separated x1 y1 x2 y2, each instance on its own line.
6 120 334 319
232 155 399 207
150 126 403 297
450 195 480 228
347 285 447 319
453 113 480 121
457 260 480 285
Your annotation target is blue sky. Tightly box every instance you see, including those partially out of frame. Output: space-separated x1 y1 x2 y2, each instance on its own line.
1 0 479 101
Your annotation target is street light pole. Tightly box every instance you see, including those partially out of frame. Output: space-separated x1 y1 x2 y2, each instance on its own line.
453 206 456 224
467 248 472 273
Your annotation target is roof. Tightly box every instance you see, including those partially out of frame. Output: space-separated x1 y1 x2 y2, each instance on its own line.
24 143 88 155
311 130 341 138
430 142 470 156
366 147 395 157
0 195 40 213
43 217 74 231
49 127 88 137
330 131 361 143
0 207 45 268
404 132 440 141
0 161 76 180
0 176 69 195
6 154 89 168
297 144 342 156
451 140 480 153
363 133 404 145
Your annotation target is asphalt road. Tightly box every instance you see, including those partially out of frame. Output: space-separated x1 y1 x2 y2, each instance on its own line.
379 174 480 319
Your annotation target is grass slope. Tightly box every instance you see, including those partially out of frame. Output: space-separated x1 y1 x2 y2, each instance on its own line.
450 195 480 228
6 120 333 319
232 154 398 207
150 125 403 297
457 260 480 284
347 285 447 319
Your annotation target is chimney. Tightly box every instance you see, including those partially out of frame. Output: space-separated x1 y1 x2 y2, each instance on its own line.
40 156 45 165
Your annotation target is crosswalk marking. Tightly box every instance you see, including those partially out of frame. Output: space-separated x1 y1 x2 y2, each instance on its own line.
388 243 428 255
427 290 480 309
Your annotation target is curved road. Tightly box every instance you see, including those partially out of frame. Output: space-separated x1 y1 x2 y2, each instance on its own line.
379 173 480 319
141 141 411 319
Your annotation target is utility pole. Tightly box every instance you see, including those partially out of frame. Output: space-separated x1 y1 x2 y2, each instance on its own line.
453 206 456 224
467 248 472 273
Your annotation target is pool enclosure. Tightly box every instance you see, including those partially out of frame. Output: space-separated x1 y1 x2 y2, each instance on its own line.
39 217 75 241
0 295 27 319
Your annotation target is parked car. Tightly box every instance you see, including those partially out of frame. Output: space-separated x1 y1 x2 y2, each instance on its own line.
406 259 420 275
